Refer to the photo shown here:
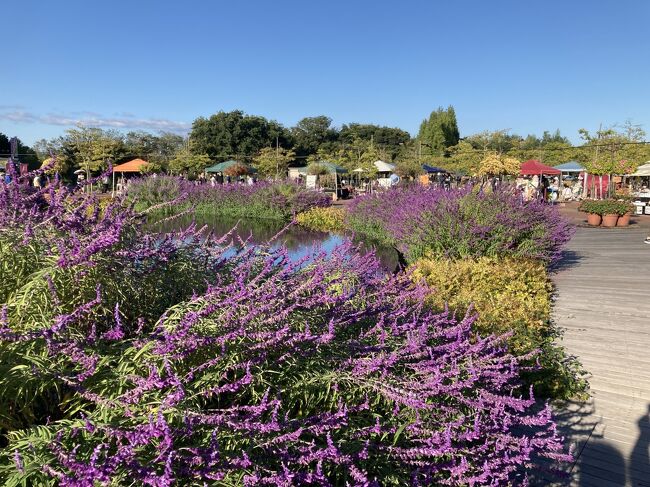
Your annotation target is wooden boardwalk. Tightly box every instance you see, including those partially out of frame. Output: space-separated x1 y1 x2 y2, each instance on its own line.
547 227 650 486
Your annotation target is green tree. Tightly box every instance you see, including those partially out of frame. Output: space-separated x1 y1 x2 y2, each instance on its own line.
417 106 460 155
395 143 424 179
578 124 647 176
339 123 410 160
0 133 40 169
64 125 126 173
446 141 482 175
291 116 339 156
465 130 520 154
252 146 296 178
478 153 520 177
190 111 291 161
123 131 184 171
168 145 212 177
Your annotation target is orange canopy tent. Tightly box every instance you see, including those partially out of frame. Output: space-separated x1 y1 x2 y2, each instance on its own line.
112 158 149 196
113 158 149 173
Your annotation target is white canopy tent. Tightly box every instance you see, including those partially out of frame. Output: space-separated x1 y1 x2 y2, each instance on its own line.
631 162 650 177
374 160 395 173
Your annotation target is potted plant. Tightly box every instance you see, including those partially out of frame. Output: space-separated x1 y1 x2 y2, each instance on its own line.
599 200 623 227
578 200 603 226
615 200 635 227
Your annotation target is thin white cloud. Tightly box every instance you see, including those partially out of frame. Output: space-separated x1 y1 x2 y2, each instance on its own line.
0 109 191 134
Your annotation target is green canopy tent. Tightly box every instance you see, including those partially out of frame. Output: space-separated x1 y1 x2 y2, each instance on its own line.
310 161 348 197
312 161 348 174
205 160 257 175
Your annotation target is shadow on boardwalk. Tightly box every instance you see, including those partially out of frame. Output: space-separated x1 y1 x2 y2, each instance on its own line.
549 249 584 273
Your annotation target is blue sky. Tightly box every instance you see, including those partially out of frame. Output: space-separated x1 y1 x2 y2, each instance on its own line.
2 0 649 145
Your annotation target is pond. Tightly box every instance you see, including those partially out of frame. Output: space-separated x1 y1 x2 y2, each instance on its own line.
151 215 401 273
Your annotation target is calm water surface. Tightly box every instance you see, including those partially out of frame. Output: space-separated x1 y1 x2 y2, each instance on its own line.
152 215 400 273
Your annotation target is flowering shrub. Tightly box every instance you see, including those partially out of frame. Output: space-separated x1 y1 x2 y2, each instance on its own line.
127 176 331 221
0 171 571 485
295 207 345 232
347 185 574 264
412 256 587 399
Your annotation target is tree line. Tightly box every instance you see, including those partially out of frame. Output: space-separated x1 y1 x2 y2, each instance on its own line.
3 107 649 180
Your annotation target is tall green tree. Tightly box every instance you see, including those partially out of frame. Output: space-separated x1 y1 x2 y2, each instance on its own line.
291 116 339 156
417 106 460 155
190 111 291 162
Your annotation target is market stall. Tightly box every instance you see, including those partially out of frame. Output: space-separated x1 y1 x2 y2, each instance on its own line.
519 160 561 201
553 161 585 201
374 160 396 189
205 160 256 182
307 161 348 199
112 158 149 195
629 162 650 214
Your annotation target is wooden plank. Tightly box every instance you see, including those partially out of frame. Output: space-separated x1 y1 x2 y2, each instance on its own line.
545 227 650 486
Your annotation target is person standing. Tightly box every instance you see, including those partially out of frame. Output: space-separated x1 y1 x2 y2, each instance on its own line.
102 174 110 193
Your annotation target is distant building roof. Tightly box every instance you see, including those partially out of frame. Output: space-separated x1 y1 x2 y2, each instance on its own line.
554 161 584 173
631 162 650 177
374 160 395 172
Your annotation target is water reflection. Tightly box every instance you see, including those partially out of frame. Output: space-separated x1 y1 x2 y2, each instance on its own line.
150 215 400 273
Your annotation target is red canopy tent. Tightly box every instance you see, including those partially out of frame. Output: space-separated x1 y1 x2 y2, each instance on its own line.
520 160 561 176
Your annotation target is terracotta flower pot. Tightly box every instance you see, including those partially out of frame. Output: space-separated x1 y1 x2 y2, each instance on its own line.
587 213 602 226
602 213 618 227
617 211 632 227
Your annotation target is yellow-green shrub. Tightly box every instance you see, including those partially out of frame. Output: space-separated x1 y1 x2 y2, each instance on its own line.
412 256 550 353
296 207 346 232
412 256 587 399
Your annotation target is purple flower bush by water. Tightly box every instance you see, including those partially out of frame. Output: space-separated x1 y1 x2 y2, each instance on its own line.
0 172 571 485
347 185 574 264
127 176 331 221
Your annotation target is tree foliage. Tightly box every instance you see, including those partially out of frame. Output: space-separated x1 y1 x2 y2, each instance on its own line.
167 145 211 177
394 142 424 179
340 123 410 160
417 106 460 155
579 122 647 175
291 116 339 156
252 146 295 178
190 111 291 162
478 153 521 176
0 133 39 169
